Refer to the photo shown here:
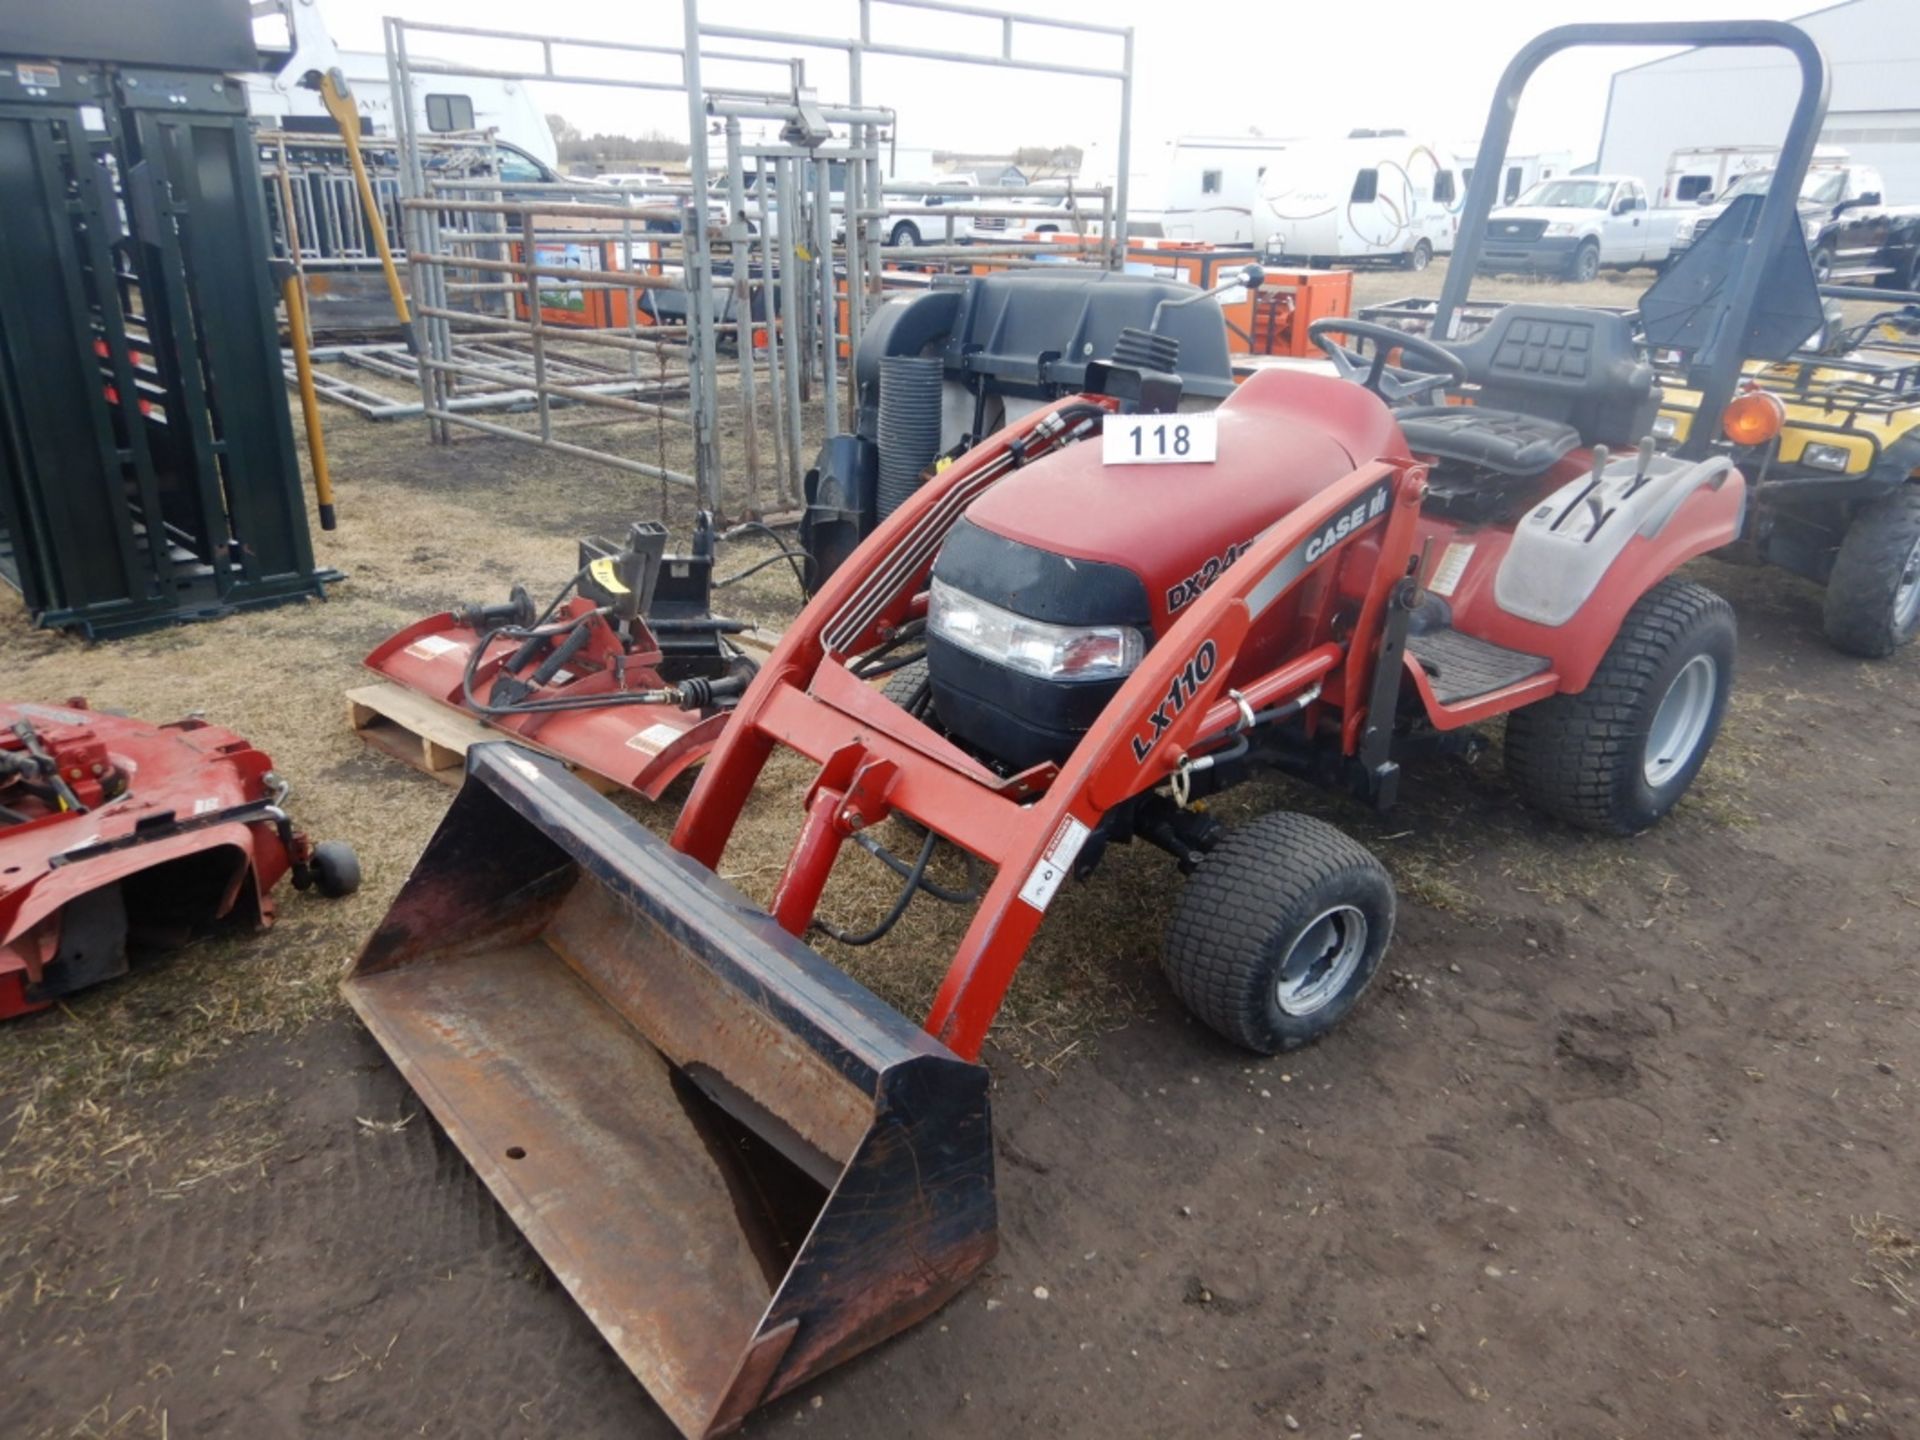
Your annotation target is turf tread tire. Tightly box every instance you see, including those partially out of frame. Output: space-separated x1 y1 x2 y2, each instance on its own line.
1162 812 1393 1055
1821 487 1920 658
1503 578 1733 834
882 658 931 715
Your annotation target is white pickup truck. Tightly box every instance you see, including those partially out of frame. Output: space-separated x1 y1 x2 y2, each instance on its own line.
1477 175 1687 281
842 176 983 248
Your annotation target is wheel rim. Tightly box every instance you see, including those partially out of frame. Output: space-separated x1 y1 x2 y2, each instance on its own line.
1894 533 1920 631
1643 654 1719 787
1274 905 1368 1016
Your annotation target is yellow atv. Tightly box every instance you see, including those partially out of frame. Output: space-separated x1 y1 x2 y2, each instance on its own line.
1655 304 1920 656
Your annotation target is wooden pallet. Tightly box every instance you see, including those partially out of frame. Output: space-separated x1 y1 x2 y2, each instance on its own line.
345 627 783 792
348 682 497 787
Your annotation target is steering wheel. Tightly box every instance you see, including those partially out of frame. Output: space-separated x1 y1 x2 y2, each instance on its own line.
1307 317 1469 406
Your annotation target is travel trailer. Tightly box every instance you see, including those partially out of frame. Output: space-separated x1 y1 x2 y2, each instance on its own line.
1450 147 1576 206
1252 132 1460 269
1092 135 1296 246
246 0 557 169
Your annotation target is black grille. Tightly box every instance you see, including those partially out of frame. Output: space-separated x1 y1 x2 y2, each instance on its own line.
1489 218 1547 242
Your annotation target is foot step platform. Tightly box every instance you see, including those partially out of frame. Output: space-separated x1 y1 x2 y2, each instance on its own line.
1406 627 1550 705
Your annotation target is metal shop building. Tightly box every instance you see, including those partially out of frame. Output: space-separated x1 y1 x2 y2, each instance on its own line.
1597 0 1920 204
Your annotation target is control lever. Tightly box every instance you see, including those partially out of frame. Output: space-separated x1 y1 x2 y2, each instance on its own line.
1411 535 1437 606
1626 435 1657 496
1583 445 1611 532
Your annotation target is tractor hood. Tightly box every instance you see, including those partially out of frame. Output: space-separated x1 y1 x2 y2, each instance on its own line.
955 370 1406 632
924 372 1406 769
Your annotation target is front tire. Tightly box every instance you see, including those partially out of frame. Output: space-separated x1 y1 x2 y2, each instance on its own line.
888 221 921 248
1823 488 1920 657
1568 240 1600 283
1402 239 1433 272
1504 579 1735 834
1162 813 1394 1055
1811 245 1835 283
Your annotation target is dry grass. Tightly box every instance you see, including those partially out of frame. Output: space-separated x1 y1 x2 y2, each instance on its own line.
1850 1213 1918 1312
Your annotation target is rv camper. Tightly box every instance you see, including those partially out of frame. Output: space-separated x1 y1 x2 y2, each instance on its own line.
1450 147 1575 206
1106 135 1296 246
1251 132 1460 269
247 0 557 169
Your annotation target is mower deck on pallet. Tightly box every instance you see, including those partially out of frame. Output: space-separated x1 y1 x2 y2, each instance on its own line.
362 514 764 798
0 701 357 1019
343 20 1828 1437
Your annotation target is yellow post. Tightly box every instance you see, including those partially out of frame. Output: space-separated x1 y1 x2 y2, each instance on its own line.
281 274 338 531
318 68 411 331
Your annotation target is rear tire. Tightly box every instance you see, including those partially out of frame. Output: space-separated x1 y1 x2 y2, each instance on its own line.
1568 240 1600 283
1402 239 1433 272
1811 245 1835 283
889 221 921 248
1822 487 1920 657
1504 579 1735 834
1162 813 1393 1055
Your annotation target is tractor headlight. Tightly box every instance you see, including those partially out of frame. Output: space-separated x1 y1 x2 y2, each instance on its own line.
1543 221 1579 237
1802 442 1853 472
929 578 1146 682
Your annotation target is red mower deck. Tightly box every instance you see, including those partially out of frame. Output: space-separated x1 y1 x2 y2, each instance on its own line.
0 700 354 1019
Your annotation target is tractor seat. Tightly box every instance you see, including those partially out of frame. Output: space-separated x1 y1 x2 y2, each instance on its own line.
1394 406 1580 476
1396 305 1661 479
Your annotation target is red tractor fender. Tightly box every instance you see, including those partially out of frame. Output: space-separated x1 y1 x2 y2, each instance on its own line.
1413 457 1747 717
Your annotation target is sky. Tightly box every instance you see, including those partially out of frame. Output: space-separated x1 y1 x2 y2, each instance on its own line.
309 0 1819 162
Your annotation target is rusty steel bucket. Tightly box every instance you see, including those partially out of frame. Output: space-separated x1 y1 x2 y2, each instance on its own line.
343 745 997 1438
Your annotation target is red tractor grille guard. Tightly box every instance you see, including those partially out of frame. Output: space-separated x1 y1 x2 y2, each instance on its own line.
675 395 1429 1060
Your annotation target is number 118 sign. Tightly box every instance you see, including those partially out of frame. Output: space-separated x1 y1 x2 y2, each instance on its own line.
1101 412 1218 466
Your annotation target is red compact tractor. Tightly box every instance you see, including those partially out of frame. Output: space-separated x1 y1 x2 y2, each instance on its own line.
0 701 357 1019
345 20 1829 1438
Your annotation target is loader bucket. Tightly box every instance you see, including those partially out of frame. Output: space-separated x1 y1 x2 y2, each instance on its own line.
343 744 996 1438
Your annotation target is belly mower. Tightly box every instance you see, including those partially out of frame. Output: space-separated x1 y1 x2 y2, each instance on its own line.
0 700 356 1019
362 513 761 798
344 21 1820 1433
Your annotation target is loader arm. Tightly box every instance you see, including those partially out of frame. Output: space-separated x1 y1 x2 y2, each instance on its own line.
675 396 1429 1058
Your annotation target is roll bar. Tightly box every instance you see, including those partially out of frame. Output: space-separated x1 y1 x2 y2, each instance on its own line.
1437 22 1830 461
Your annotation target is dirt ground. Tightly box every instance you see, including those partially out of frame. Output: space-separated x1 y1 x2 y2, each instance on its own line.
2 261 1917 1439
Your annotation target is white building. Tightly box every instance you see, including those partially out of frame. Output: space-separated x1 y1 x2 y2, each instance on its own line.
1597 0 1920 205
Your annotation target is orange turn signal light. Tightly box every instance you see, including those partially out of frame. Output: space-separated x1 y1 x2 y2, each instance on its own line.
1721 389 1786 446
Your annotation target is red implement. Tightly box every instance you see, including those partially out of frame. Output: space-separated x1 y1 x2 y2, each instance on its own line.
0 700 355 1019
363 519 760 799
365 600 739 800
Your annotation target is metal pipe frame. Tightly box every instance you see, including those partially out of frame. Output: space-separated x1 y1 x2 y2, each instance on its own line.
699 0 1133 267
382 13 812 512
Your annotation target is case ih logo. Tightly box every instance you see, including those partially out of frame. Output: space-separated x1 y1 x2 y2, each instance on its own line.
1302 484 1390 564
1131 639 1218 763
1167 539 1256 614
